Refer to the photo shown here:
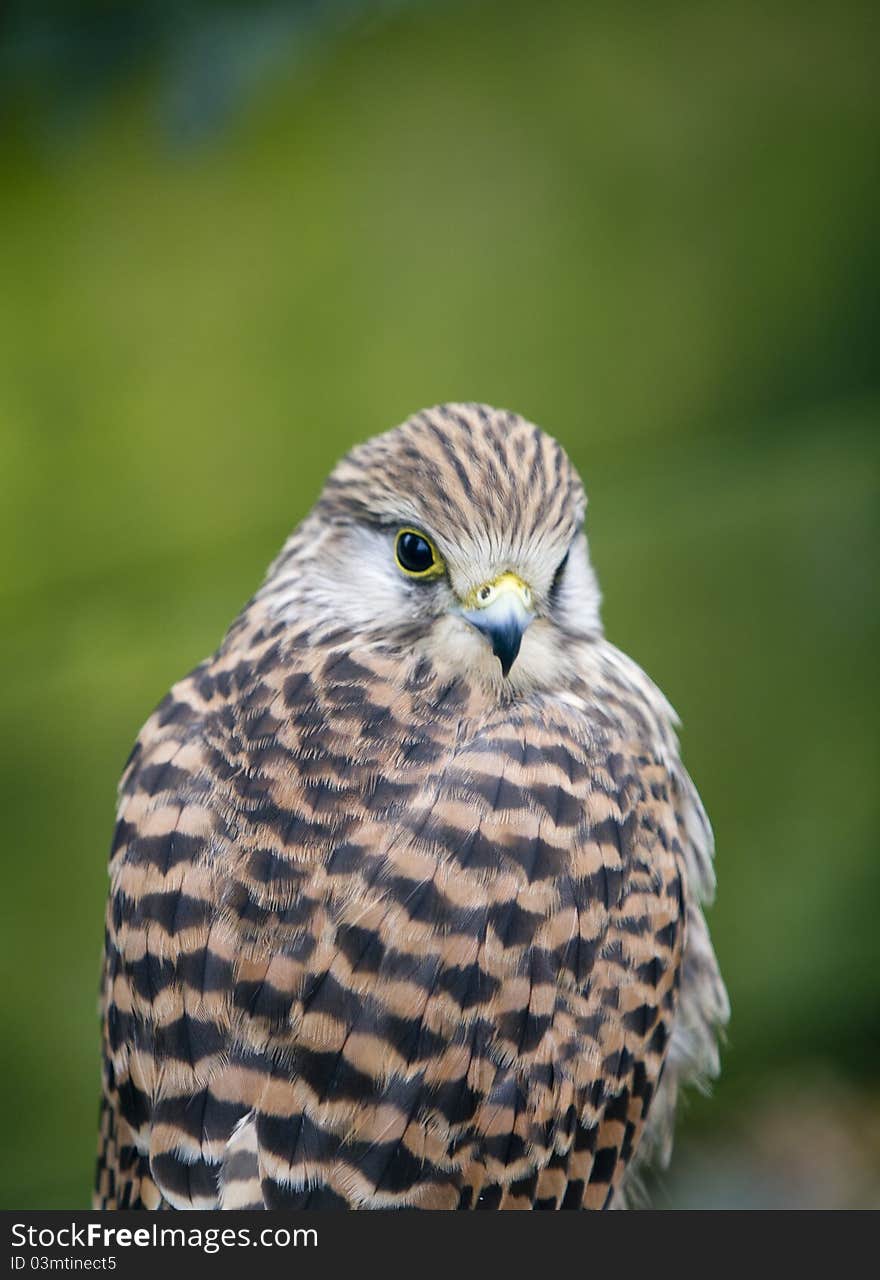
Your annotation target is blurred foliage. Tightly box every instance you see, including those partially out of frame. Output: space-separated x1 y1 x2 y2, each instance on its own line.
0 0 878 1208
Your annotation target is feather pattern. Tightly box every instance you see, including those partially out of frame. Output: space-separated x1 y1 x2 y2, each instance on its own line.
95 404 726 1210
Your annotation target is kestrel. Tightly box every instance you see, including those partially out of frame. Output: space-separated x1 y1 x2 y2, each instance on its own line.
95 403 727 1210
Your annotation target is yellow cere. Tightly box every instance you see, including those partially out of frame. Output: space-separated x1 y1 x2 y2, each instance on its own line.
466 572 534 611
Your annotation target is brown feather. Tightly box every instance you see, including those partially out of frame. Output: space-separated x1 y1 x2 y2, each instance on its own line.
95 404 726 1210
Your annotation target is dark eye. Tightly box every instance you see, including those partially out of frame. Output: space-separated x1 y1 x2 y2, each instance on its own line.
550 549 570 599
395 528 444 579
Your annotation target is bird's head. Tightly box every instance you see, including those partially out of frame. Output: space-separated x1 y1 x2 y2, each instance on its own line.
266 404 602 693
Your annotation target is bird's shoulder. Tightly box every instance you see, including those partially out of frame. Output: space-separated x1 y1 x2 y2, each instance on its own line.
109 624 696 944
100 622 711 1208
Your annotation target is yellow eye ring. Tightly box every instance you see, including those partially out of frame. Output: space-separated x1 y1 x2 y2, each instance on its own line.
395 528 445 579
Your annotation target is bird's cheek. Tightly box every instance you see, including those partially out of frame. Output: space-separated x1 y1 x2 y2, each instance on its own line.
416 614 500 682
504 619 569 690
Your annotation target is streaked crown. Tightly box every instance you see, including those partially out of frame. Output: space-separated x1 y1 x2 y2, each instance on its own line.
318 403 586 567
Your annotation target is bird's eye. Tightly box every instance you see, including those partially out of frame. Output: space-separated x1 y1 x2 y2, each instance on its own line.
550 548 570 599
395 528 444 579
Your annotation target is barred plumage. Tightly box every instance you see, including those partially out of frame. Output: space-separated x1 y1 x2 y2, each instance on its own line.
95 403 727 1210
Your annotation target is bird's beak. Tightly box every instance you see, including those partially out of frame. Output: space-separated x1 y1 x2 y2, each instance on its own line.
459 572 535 677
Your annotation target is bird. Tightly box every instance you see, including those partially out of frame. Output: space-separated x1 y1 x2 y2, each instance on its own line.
95 402 728 1210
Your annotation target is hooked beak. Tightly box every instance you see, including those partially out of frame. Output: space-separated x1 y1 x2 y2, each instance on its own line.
459 573 535 677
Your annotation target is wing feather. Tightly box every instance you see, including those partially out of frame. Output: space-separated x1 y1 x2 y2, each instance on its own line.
96 619 724 1210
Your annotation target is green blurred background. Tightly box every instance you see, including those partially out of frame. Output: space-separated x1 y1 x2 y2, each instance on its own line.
1 0 878 1209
